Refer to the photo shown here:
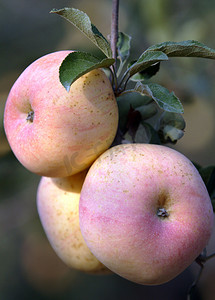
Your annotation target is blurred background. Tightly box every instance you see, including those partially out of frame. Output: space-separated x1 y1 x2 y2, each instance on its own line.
1 0 215 299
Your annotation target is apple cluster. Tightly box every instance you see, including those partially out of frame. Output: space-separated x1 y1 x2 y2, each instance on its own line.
4 51 214 285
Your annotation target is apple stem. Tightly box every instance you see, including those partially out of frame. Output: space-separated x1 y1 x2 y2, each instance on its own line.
26 111 34 123
157 207 169 218
111 0 119 92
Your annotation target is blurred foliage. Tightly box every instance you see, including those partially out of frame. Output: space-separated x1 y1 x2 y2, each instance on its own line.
1 0 215 299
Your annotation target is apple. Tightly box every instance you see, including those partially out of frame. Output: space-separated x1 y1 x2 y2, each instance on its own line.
4 51 118 177
79 143 214 285
37 170 109 274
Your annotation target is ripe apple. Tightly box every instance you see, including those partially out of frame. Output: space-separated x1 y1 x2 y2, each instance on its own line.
79 143 214 285
4 51 118 177
37 170 109 274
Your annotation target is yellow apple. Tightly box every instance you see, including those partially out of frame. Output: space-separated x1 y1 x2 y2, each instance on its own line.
37 170 109 274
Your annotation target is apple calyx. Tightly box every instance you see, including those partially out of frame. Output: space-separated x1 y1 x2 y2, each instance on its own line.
26 111 34 123
157 207 169 218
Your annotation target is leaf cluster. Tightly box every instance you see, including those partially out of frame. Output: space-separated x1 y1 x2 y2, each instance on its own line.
51 7 215 116
117 94 185 145
51 7 215 208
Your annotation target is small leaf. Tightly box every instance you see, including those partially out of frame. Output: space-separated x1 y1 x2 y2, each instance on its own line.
160 111 186 130
161 125 184 143
135 82 184 113
122 131 133 144
117 93 153 132
143 123 161 145
158 111 185 144
50 8 112 58
60 51 115 91
146 40 215 59
125 106 142 141
131 63 160 81
159 111 186 144
128 51 168 77
198 166 215 211
117 32 132 64
135 103 158 120
133 122 161 145
199 166 215 193
134 123 151 143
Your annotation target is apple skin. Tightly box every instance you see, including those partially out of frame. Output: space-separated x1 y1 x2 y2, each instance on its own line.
4 51 118 177
37 170 109 274
79 143 214 285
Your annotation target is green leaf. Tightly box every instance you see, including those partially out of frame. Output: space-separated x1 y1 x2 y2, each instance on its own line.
160 111 186 129
158 112 185 143
117 32 131 64
134 123 161 145
117 93 153 132
134 123 151 143
161 125 184 143
135 103 158 120
131 63 160 82
199 166 215 190
128 51 168 77
146 40 215 59
143 123 161 145
50 8 112 58
60 51 115 91
198 166 215 212
134 82 184 113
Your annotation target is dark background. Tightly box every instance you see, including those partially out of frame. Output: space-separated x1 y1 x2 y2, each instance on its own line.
1 1 215 299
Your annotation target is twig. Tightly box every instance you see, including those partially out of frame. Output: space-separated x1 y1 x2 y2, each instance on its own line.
187 263 204 300
205 252 215 261
111 0 119 91
187 249 215 299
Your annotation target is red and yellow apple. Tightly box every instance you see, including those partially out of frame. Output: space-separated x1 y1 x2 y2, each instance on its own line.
4 51 118 177
79 143 214 285
37 170 109 274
